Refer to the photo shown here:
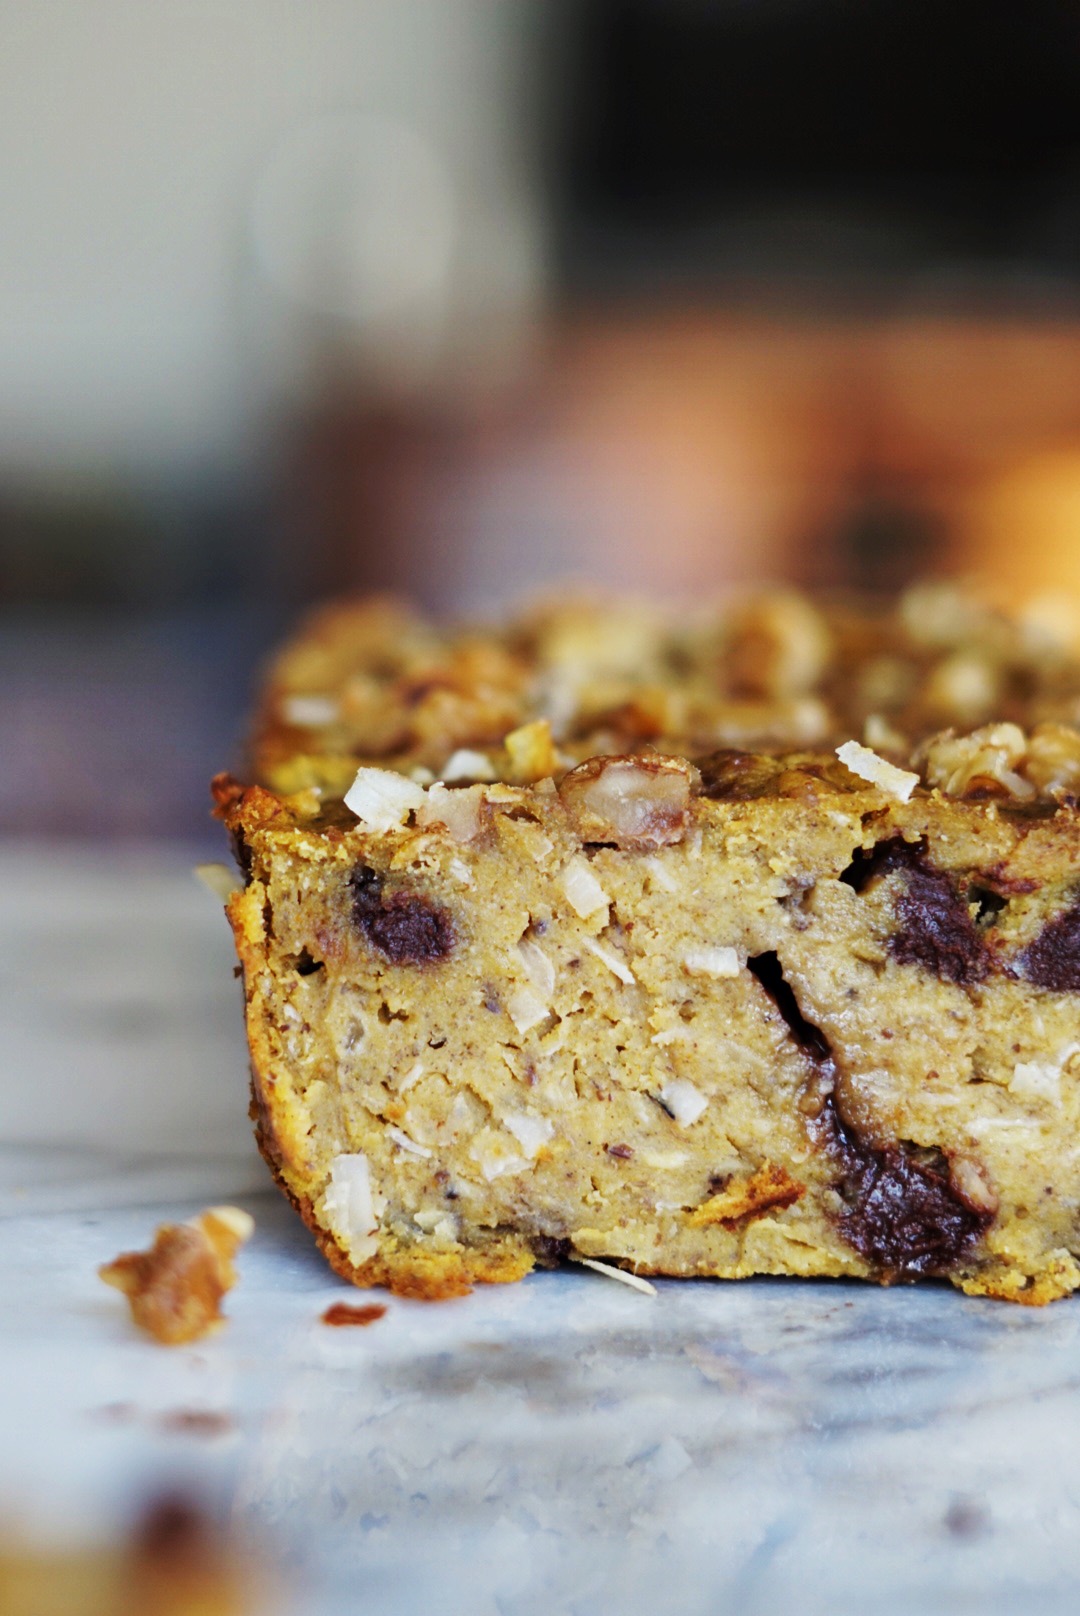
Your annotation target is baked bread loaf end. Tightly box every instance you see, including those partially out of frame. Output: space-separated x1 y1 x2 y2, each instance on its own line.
216 589 1080 1303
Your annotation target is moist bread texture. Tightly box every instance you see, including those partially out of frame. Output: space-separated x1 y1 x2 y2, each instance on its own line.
217 586 1080 1303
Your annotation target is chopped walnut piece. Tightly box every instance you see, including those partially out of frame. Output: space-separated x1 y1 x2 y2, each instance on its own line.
922 650 1001 728
1023 723 1080 800
723 592 831 698
900 581 995 650
503 718 561 783
949 1156 999 1218
863 712 909 754
558 754 698 849
916 723 1036 800
99 1207 254 1345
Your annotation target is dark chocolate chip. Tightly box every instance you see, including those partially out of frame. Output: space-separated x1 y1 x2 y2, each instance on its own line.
840 835 924 893
893 868 987 985
532 1234 573 1266
842 836 987 985
830 1122 991 1278
1020 898 1080 992
349 865 456 966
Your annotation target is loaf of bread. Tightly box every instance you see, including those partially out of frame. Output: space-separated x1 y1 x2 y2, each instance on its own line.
215 586 1080 1303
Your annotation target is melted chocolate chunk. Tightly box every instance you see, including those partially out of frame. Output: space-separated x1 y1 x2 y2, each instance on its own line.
1020 898 1080 991
747 949 991 1277
350 865 456 965
842 836 987 985
532 1234 573 1266
829 1115 991 1278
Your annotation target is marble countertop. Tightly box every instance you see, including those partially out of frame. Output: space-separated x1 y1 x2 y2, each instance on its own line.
4 845 1080 1614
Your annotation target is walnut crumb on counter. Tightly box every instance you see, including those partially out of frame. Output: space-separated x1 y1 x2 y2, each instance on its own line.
99 1206 254 1345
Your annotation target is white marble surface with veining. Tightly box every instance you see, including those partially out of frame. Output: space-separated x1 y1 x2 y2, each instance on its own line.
3 845 1080 1615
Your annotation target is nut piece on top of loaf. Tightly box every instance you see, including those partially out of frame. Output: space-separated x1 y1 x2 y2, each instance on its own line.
214 586 1080 1304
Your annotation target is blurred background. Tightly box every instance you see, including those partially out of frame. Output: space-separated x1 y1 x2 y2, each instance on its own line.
6 0 1080 841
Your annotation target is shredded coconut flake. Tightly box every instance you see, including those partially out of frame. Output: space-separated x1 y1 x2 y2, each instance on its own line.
413 1209 458 1240
1009 1042 1080 1103
650 1026 693 1046
468 1128 527 1181
344 767 427 832
572 1257 657 1296
561 857 611 920
582 935 636 985
507 983 551 1035
836 740 919 802
640 1149 688 1170
322 1153 384 1264
517 937 556 1000
659 1080 708 1127
643 855 678 893
416 782 486 843
503 1111 554 1157
282 693 340 727
441 748 497 783
387 1127 433 1158
683 946 740 979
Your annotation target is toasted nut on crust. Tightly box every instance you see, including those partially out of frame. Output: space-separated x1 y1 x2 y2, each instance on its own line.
99 1207 254 1345
559 754 698 849
724 592 831 699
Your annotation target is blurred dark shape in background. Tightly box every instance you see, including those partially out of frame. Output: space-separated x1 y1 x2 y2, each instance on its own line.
5 1 1080 837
